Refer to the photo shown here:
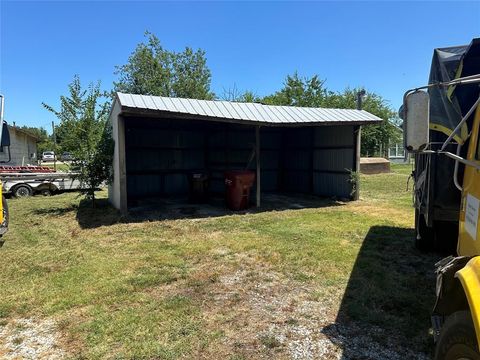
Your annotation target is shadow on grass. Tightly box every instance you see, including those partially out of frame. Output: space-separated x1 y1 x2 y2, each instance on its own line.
322 225 441 358
75 198 121 229
75 193 344 229
34 205 78 216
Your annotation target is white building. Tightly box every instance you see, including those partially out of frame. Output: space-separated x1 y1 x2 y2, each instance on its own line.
0 126 39 166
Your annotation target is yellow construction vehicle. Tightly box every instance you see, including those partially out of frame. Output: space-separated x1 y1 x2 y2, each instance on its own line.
403 39 480 359
0 94 12 245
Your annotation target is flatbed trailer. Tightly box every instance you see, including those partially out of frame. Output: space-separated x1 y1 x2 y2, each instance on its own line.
0 172 82 197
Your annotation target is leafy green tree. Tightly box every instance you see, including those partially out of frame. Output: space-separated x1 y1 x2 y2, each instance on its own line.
239 91 260 103
114 32 214 99
221 84 260 103
19 126 48 141
262 73 329 107
325 88 399 156
19 126 54 156
43 75 114 205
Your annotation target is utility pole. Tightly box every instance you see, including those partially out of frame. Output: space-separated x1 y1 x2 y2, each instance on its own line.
355 90 366 200
52 121 57 172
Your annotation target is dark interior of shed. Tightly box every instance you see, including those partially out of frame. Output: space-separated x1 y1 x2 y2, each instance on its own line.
123 116 356 210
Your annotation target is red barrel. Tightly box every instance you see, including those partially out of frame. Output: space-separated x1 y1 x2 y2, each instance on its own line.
224 170 256 210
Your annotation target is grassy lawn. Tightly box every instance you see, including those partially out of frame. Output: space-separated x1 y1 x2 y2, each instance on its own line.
41 162 72 172
0 164 440 359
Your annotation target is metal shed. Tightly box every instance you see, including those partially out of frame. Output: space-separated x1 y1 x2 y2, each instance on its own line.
108 93 382 214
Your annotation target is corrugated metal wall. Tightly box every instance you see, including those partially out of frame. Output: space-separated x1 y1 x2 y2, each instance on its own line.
124 116 354 203
206 124 257 193
125 118 206 200
313 126 355 197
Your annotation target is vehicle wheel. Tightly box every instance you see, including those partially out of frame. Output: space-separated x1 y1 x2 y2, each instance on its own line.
415 208 434 252
40 189 52 196
433 221 459 255
14 185 32 198
0 196 9 235
435 311 480 360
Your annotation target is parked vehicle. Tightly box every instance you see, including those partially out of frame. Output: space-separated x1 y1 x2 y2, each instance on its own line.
42 151 55 162
2 172 82 197
60 152 73 161
60 151 73 161
402 38 480 359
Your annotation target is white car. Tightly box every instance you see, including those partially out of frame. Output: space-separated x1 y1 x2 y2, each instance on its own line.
42 151 55 162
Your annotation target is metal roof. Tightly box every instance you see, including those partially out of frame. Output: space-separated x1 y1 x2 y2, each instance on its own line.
115 92 383 126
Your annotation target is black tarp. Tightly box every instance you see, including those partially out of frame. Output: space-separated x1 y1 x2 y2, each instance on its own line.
428 38 480 143
414 39 480 229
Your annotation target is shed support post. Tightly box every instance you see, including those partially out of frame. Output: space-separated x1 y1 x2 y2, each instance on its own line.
118 116 128 215
354 125 362 200
256 126 261 207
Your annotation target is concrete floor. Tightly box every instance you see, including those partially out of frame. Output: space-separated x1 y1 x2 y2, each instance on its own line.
128 193 344 221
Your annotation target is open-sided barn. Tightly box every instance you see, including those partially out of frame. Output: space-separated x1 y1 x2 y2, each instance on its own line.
108 93 382 214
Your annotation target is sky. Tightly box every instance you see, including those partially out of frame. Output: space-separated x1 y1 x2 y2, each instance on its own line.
0 1 479 130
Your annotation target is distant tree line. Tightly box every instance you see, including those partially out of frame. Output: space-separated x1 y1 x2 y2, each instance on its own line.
33 31 400 203
112 32 400 157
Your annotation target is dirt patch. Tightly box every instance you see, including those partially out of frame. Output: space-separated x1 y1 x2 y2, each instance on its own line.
0 318 66 359
148 253 430 359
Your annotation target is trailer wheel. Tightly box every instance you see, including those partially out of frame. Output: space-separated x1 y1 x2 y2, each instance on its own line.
14 185 32 198
0 196 9 236
435 311 480 360
415 208 434 252
40 189 52 196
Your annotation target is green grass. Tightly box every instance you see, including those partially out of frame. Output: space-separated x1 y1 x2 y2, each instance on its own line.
42 162 72 172
0 164 439 358
361 162 414 210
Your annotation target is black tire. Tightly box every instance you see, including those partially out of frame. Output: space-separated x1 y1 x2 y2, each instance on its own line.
435 311 480 360
415 208 434 252
433 221 459 255
14 185 32 198
40 189 52 196
0 195 9 236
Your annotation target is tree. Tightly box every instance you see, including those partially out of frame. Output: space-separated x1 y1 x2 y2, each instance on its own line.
262 72 329 107
43 75 114 205
19 126 54 155
221 84 261 103
114 32 214 99
324 88 399 156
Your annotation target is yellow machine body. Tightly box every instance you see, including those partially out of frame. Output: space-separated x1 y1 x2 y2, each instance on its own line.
454 104 480 347
458 105 480 257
